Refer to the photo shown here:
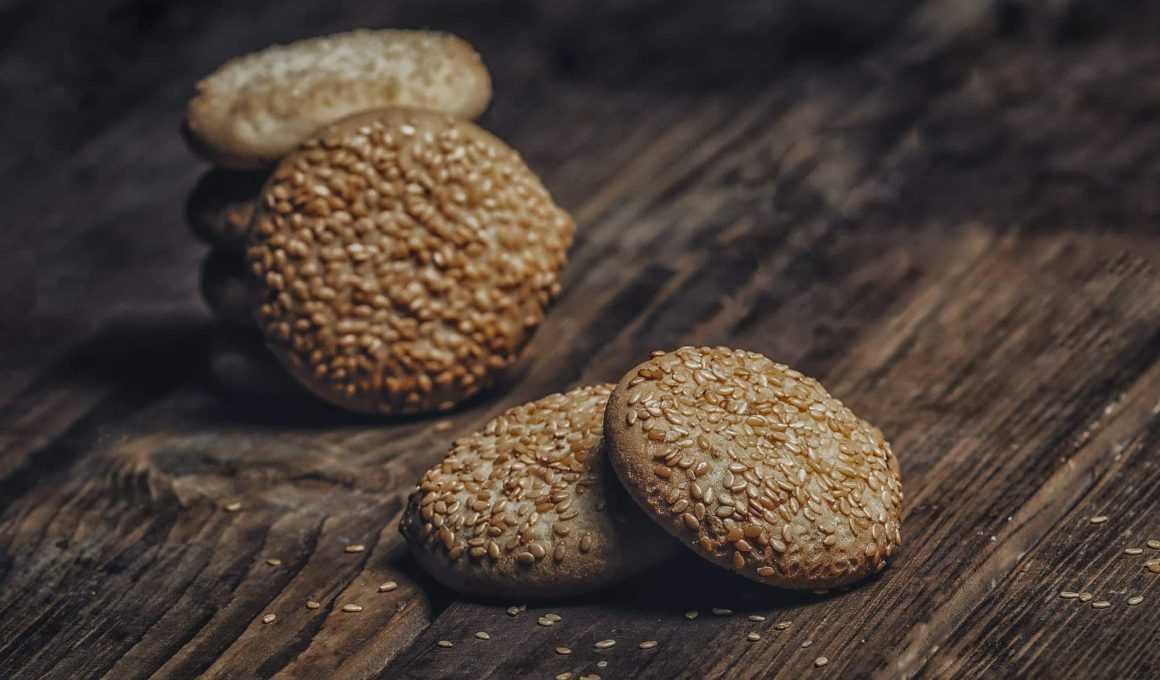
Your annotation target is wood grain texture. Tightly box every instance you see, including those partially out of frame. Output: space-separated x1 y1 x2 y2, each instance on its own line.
1 0 1159 678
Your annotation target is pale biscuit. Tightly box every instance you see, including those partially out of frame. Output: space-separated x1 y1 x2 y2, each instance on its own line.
184 29 491 168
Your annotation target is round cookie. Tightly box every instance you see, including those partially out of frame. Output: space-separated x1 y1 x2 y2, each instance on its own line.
209 327 311 400
184 29 492 168
604 347 902 589
247 108 575 415
200 249 261 329
400 384 677 598
185 168 268 249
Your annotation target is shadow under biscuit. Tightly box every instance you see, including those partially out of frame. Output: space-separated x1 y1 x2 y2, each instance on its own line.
185 167 269 250
208 325 311 401
199 248 261 330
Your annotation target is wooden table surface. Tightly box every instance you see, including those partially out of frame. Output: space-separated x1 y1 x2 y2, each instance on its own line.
2 0 1159 678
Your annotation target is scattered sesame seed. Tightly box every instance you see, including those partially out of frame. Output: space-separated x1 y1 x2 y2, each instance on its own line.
556 646 572 655
1125 548 1144 555
261 614 277 624
1147 540 1160 550
748 615 767 622
595 639 616 649
224 502 242 512
345 544 366 553
1059 591 1080 599
434 420 453 432
266 558 282 566
545 613 562 622
1090 516 1108 525
1091 600 1111 609
597 661 608 669
537 616 555 627
378 581 398 592
1149 561 1160 574
639 641 658 650
815 656 829 667
507 606 520 616
747 633 761 641
342 604 363 613
712 608 733 616
1079 592 1094 602
685 610 699 620
802 640 813 648
774 621 792 630
438 640 453 648
555 674 573 680
1128 596 1144 606
475 631 490 640
305 600 321 610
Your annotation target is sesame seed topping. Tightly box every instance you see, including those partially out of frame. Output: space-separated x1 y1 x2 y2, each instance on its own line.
595 639 616 649
224 502 243 512
556 646 572 655
249 109 575 415
747 632 761 641
1090 516 1108 524
345 544 365 553
475 631 491 640
611 346 902 589
1091 600 1111 609
1128 595 1144 605
306 600 321 609
640 640 658 649
261 613 276 624
438 640 453 648
342 604 363 613
815 656 829 667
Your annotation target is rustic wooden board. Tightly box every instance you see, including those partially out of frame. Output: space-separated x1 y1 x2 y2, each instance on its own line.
1 0 1159 678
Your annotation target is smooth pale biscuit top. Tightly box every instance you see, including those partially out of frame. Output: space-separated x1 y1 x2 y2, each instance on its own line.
400 384 677 598
605 347 903 589
247 108 575 414
185 29 492 168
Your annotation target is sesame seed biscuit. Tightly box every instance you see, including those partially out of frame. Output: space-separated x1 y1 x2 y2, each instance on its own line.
400 384 678 598
248 108 575 414
200 250 261 329
185 168 268 250
184 29 492 168
604 347 903 589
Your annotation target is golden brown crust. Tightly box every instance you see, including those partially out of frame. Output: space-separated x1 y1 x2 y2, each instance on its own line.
399 384 677 598
183 29 492 168
605 347 903 589
247 108 575 415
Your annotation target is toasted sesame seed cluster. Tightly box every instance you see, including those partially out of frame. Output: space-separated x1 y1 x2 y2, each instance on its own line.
248 108 575 414
605 346 903 589
400 384 676 598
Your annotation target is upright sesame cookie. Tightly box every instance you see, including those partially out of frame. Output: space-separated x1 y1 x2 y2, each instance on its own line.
400 384 677 598
604 347 903 589
184 30 492 168
247 108 575 414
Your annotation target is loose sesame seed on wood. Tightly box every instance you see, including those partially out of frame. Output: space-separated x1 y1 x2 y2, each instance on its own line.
344 544 365 553
475 631 491 640
378 581 398 592
223 502 242 512
639 641 658 650
594 639 616 649
261 614 276 624
1147 539 1160 550
1124 547 1143 555
437 640 453 648
1127 596 1144 606
1089 516 1109 524
341 604 363 613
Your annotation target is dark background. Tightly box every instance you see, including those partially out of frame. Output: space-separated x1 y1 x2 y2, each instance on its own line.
1 1 1158 678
